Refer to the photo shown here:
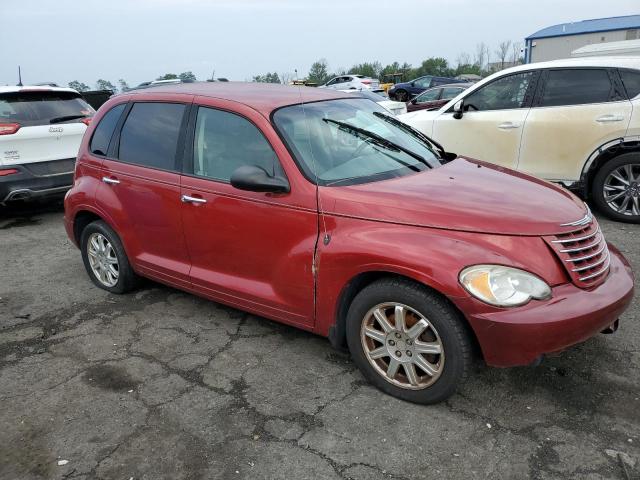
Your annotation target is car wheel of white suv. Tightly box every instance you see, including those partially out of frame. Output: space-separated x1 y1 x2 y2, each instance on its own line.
592 153 640 224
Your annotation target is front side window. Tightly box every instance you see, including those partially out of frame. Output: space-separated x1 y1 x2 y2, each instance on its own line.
415 88 441 103
463 72 534 111
193 107 283 182
540 69 613 107
273 98 441 186
90 103 126 156
118 102 185 171
414 76 433 88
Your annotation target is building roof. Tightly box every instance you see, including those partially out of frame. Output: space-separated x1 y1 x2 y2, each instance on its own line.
526 14 640 40
122 81 354 116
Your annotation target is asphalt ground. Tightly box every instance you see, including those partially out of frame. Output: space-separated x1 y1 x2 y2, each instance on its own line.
0 200 638 480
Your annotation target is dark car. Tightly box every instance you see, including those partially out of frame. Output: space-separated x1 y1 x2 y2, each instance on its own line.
406 83 472 112
389 75 467 101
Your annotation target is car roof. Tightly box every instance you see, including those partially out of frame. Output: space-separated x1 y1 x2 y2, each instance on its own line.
0 85 80 94
121 81 355 115
500 56 640 74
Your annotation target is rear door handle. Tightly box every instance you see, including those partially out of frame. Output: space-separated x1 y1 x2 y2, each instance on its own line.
181 194 207 204
102 176 120 185
497 122 521 130
595 114 624 123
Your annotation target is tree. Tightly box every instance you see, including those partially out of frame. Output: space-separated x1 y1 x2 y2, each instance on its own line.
510 42 523 64
307 59 330 85
474 42 490 71
68 80 89 92
118 79 129 92
495 40 512 70
414 57 452 77
279 72 294 85
156 73 178 80
252 72 281 83
95 79 116 91
179 71 196 82
348 61 383 79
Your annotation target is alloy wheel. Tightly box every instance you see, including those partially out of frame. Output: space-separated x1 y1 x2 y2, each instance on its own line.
360 302 444 390
87 233 119 287
603 163 640 216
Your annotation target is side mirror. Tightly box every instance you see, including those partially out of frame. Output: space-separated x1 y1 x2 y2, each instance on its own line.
230 165 290 193
452 100 464 119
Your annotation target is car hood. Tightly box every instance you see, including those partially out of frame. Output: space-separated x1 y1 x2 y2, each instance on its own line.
320 157 587 236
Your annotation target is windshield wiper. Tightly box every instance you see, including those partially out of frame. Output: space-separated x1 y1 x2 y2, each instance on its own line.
49 114 87 124
322 118 430 169
373 111 447 158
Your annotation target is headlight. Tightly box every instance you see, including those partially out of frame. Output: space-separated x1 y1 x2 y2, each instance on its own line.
459 265 551 307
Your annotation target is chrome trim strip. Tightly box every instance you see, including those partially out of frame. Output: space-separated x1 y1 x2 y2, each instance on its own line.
552 228 600 244
578 255 611 281
560 205 592 227
571 252 609 272
565 243 606 262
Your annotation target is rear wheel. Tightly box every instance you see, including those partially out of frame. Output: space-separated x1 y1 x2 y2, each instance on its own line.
80 220 140 293
592 153 640 223
346 278 472 404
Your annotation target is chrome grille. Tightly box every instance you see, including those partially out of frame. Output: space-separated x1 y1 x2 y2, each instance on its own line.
544 219 610 288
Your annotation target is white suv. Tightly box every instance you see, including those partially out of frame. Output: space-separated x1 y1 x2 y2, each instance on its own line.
400 57 640 223
0 86 94 204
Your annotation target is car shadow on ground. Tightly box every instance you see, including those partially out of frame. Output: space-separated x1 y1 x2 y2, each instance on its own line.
0 199 64 228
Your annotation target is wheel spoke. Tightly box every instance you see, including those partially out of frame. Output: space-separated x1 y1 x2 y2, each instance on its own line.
605 191 626 202
369 346 388 360
107 264 119 278
623 164 634 181
364 326 386 344
394 305 406 332
373 308 394 333
404 363 419 386
406 319 428 339
414 340 442 355
90 236 100 252
105 256 118 264
603 184 625 191
386 358 400 379
632 197 640 216
611 171 630 185
414 354 438 376
619 196 631 213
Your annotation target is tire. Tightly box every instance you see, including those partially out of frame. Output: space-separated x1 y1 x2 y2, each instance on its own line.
394 90 409 102
346 278 472 404
592 152 640 223
80 220 140 294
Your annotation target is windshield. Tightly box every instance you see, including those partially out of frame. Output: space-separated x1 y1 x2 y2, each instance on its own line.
0 91 94 127
273 98 441 186
355 90 387 102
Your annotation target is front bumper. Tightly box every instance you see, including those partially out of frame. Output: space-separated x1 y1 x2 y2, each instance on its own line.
457 244 634 367
0 159 74 203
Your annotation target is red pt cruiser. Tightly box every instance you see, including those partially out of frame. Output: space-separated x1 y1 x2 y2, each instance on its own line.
64 83 634 404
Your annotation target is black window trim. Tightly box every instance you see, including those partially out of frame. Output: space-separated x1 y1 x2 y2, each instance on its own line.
107 100 191 174
445 69 540 113
532 67 625 108
617 67 640 100
181 103 289 187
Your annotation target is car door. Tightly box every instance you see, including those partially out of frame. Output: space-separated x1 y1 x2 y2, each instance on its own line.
95 98 193 289
180 99 318 328
324 77 339 89
408 88 442 112
517 68 632 181
431 70 539 169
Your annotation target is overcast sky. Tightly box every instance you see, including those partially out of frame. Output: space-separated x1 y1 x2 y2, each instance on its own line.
1 0 638 88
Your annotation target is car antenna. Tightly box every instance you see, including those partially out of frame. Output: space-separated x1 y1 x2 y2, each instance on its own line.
294 69 330 248
17 66 23 86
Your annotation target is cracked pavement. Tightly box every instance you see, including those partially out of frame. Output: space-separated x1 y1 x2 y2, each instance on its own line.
0 202 638 480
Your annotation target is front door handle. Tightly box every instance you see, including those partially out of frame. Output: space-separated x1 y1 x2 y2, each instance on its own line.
497 122 521 130
595 114 624 123
102 176 120 185
181 194 207 204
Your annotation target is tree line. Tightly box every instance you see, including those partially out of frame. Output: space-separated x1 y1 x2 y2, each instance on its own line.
68 71 197 93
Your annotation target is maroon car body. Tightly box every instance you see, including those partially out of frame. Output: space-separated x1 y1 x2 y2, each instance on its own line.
64 82 634 403
406 83 472 112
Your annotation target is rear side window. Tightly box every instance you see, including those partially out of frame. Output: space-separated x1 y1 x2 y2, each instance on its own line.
192 106 283 182
620 69 640 99
90 104 126 156
0 91 94 127
118 102 185 171
540 69 613 107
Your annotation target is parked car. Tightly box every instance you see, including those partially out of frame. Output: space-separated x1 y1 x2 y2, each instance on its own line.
339 89 407 115
389 75 467 102
406 83 472 113
320 75 380 90
399 57 640 223
65 82 634 404
0 86 94 204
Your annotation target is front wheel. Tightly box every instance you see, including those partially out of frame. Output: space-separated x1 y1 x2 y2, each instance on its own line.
346 278 472 404
592 153 640 223
394 90 409 102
